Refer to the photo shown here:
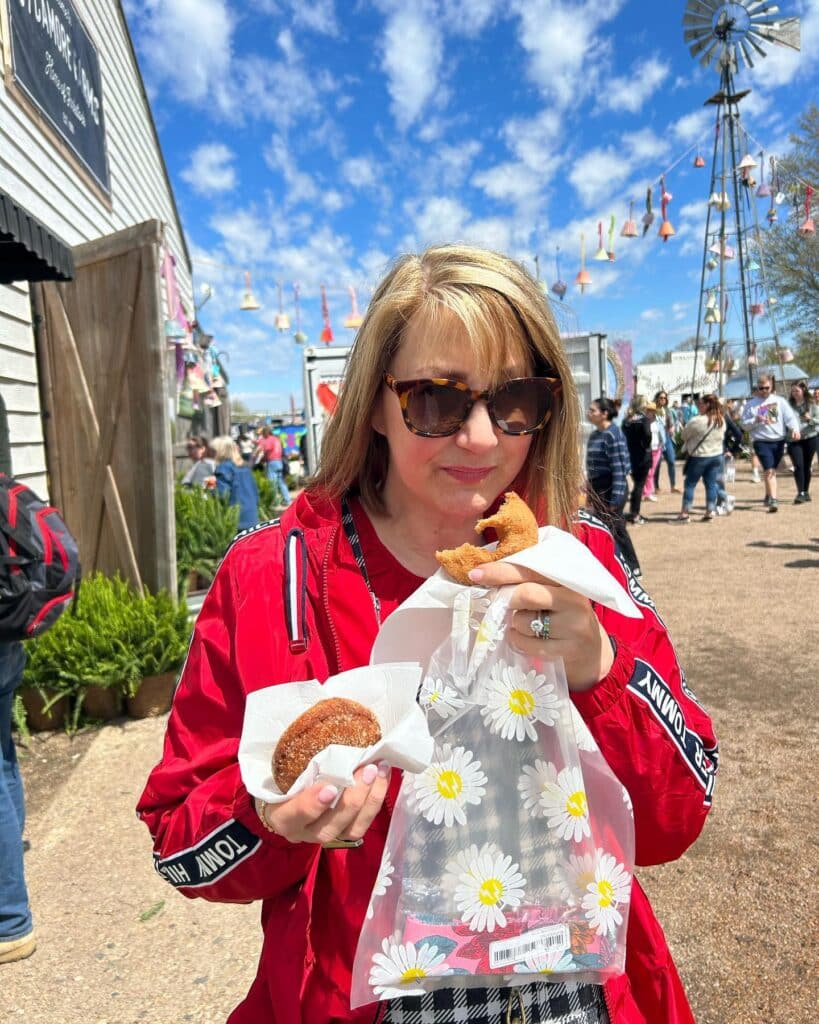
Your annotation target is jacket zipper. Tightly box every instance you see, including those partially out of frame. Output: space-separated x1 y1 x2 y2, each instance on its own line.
370 1004 386 1024
603 980 615 1023
321 523 344 673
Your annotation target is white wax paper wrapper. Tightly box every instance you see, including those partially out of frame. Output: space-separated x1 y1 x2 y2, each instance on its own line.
371 525 640 670
239 663 433 804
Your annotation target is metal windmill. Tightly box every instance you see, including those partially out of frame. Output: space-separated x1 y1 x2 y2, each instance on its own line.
683 0 801 394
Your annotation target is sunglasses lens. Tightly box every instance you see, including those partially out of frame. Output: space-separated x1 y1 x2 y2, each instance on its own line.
404 381 470 435
492 378 552 434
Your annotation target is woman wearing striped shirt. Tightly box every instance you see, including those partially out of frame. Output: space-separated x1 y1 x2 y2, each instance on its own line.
586 398 640 577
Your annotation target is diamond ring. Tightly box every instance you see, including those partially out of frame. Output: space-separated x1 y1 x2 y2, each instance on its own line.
529 611 551 640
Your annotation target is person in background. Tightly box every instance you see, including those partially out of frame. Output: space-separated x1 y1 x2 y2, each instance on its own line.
715 400 742 516
652 391 680 494
586 397 641 577
679 394 727 522
622 396 654 524
254 426 291 507
786 380 819 504
212 436 260 531
237 430 255 464
0 642 35 965
740 374 801 513
642 402 665 503
137 244 717 1024
181 435 216 488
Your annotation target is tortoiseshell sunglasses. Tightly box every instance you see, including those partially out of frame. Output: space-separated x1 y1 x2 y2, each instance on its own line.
383 373 561 437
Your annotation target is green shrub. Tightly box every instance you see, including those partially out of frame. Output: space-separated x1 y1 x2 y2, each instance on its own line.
255 471 283 521
175 484 240 595
21 572 192 733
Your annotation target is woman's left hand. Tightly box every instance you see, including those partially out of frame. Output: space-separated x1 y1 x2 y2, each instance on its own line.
467 563 614 691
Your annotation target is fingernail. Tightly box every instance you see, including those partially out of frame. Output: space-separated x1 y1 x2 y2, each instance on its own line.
467 568 484 582
362 764 378 786
377 760 391 778
318 785 339 805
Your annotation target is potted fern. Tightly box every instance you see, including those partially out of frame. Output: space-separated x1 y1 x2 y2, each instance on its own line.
175 484 240 597
125 589 191 719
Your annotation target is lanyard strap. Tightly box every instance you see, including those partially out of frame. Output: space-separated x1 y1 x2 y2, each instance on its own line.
341 495 382 627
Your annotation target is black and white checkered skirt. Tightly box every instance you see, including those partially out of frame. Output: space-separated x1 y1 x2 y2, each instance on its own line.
381 980 610 1023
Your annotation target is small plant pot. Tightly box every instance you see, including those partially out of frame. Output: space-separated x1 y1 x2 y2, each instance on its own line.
82 685 122 721
19 687 69 732
126 672 177 719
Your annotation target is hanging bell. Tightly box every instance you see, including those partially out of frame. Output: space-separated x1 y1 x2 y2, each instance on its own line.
621 219 638 238
708 191 722 207
320 325 334 343
593 221 608 261
748 258 760 272
750 302 764 317
775 191 786 205
718 193 731 212
748 343 758 366
551 280 567 300
739 153 757 170
705 290 717 310
658 220 675 242
799 216 815 235
757 182 771 198
694 153 706 168
239 271 261 311
575 268 591 292
722 243 735 259
766 205 778 224
275 312 291 331
724 355 736 374
704 307 720 325
707 257 718 271
781 348 794 363
767 296 778 307
293 330 307 344
344 286 364 329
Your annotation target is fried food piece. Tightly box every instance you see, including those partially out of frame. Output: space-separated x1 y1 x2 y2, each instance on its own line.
435 492 539 585
273 696 382 793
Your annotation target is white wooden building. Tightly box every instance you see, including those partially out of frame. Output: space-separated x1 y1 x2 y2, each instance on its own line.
0 0 191 593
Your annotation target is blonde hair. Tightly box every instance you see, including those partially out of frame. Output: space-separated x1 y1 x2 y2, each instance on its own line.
309 244 582 530
211 436 243 466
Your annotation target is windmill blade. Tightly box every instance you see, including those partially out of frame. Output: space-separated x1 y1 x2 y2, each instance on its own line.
739 40 755 68
690 31 720 59
699 37 724 68
683 13 714 30
753 17 801 50
685 28 716 48
744 31 768 59
746 2 780 15
686 0 719 16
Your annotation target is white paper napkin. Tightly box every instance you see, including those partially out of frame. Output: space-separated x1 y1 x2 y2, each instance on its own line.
239 663 433 803
371 525 640 670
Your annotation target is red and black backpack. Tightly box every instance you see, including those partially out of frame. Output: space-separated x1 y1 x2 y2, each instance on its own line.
0 474 80 641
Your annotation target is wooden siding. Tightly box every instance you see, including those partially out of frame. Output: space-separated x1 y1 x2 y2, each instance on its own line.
0 0 190 499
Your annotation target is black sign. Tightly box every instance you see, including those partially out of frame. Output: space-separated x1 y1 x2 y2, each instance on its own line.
8 0 110 194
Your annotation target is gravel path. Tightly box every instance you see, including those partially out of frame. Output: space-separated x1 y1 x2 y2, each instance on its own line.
3 462 818 1023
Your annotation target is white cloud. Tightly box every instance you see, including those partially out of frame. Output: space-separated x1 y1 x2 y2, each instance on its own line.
672 108 714 147
473 162 544 205
342 157 377 188
511 0 625 109
180 143 237 195
380 8 444 129
568 147 628 207
602 58 670 113
672 302 688 321
128 0 235 112
209 209 275 265
439 0 499 36
264 134 319 207
640 308 664 321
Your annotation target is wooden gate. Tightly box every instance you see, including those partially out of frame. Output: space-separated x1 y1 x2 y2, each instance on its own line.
33 220 175 595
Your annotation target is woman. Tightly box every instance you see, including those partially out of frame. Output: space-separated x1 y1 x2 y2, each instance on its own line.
621 397 654 524
786 380 819 504
137 246 717 1024
652 391 680 494
678 394 725 522
586 397 641 577
212 436 260 531
180 435 215 488
642 403 665 503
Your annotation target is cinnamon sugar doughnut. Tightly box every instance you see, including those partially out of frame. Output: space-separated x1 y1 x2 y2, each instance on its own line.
273 696 382 792
435 492 539 585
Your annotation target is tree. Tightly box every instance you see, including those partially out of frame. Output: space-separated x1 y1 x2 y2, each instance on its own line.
761 105 819 361
230 397 252 419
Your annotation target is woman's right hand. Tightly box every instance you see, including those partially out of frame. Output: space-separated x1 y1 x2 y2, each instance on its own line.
257 762 391 845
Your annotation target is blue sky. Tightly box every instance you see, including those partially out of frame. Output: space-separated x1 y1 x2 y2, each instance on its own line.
123 0 819 413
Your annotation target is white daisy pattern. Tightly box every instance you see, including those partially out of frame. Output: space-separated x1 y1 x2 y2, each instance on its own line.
474 616 502 652
539 765 591 843
369 933 453 999
517 758 557 817
446 842 526 933
480 663 560 742
622 785 634 815
419 677 465 719
558 851 599 906
411 744 487 827
582 851 632 937
365 852 394 920
570 704 598 752
513 947 577 975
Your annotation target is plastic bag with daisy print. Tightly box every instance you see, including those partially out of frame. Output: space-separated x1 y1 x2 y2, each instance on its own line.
350 583 635 1009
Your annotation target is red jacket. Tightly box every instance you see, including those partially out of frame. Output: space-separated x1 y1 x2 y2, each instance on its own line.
137 492 717 1024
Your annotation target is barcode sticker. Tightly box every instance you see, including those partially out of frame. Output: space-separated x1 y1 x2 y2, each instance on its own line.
488 924 570 970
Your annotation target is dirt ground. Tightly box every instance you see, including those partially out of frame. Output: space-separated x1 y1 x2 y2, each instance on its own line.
3 462 818 1023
